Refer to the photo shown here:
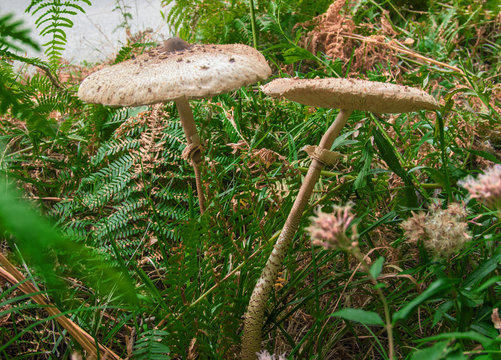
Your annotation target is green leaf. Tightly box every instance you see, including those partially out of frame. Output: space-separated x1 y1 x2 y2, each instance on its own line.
463 253 501 289
392 278 451 324
410 341 449 360
463 148 501 164
433 300 453 327
415 331 494 350
474 275 501 293
282 46 315 64
331 308 385 326
421 167 448 187
134 330 171 360
354 140 373 190
373 128 418 207
0 13 40 52
370 256 385 279
0 178 137 304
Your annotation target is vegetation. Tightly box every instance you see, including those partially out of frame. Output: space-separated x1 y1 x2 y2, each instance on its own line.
0 0 500 359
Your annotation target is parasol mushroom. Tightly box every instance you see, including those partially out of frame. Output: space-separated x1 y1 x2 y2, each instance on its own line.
78 37 271 213
241 77 439 360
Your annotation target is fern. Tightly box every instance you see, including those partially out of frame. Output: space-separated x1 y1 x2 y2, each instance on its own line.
161 0 331 45
0 13 39 115
54 105 192 266
133 329 171 360
0 13 40 53
26 0 91 66
0 11 81 155
113 42 156 64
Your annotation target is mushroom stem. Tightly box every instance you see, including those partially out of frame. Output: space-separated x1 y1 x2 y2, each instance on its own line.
175 98 206 214
241 109 352 360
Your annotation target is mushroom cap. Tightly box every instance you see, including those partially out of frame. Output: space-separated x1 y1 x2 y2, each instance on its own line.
78 43 272 106
261 78 439 113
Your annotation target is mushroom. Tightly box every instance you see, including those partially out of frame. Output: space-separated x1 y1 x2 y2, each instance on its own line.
78 37 271 213
241 77 439 360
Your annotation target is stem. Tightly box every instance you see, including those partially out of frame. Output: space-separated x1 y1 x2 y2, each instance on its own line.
175 98 206 214
248 0 258 49
436 111 452 204
352 250 394 360
241 109 352 360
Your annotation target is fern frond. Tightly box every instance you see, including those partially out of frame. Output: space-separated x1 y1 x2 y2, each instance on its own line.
133 329 171 360
0 13 40 53
55 106 192 268
26 0 91 67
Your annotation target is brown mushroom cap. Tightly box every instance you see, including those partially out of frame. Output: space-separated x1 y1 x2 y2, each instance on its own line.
261 78 439 113
78 43 272 106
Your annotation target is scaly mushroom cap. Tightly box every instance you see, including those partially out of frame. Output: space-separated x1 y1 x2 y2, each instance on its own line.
78 41 271 106
262 78 439 113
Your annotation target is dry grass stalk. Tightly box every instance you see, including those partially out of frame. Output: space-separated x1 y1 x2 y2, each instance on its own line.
0 252 121 360
340 33 465 74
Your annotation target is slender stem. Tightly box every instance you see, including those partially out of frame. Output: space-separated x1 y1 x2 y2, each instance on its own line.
248 0 258 49
241 109 352 360
175 98 206 213
352 250 394 360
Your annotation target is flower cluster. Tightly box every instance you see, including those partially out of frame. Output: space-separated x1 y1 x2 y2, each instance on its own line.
401 202 471 257
257 350 287 360
459 164 501 211
307 204 358 251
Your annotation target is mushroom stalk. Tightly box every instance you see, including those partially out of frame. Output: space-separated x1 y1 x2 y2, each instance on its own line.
241 109 352 360
175 97 206 213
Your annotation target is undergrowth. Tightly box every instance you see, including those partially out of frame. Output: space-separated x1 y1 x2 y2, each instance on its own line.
0 0 500 359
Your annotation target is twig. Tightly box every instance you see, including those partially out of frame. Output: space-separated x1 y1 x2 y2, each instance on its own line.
342 33 465 75
32 63 65 90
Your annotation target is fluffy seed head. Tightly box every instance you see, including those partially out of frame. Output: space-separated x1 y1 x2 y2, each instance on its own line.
401 202 470 257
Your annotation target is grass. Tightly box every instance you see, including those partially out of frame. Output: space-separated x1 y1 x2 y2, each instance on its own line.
0 0 500 359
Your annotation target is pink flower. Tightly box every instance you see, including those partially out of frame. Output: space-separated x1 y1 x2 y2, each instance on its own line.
307 204 358 250
257 350 287 360
459 164 501 211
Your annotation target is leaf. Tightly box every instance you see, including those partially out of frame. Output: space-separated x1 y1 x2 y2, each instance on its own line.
282 46 315 64
462 148 501 164
463 253 501 289
373 128 418 207
26 0 90 66
415 331 494 350
331 308 385 326
392 278 451 324
433 300 453 327
134 330 171 360
410 341 449 360
0 178 137 304
354 140 373 190
0 13 40 52
370 256 385 279
474 275 501 294
421 167 448 187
